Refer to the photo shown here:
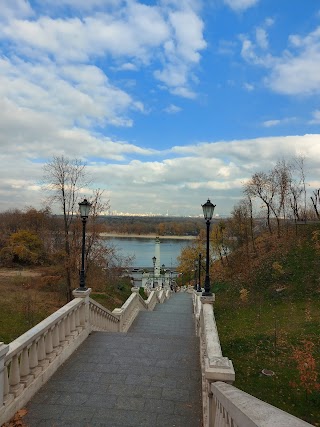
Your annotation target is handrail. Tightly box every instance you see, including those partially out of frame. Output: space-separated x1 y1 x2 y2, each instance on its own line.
211 381 313 427
7 298 83 359
0 295 88 426
89 298 120 332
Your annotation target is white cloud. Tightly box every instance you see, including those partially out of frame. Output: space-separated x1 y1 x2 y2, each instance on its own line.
0 0 34 21
256 28 268 50
0 1 206 98
309 110 320 124
262 117 296 127
0 57 140 129
0 131 320 215
164 104 182 113
88 134 320 215
243 82 254 91
263 119 281 127
224 0 259 12
240 23 320 96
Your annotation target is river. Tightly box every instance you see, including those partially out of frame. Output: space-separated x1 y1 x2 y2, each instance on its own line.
101 236 193 268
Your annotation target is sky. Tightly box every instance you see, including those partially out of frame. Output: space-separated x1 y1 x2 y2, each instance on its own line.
1 0 320 217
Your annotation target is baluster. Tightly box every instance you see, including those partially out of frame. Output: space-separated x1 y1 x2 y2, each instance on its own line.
29 340 42 378
70 310 78 338
99 310 103 329
75 307 82 332
65 314 71 339
20 347 33 386
70 311 76 331
3 363 14 405
59 318 67 347
52 323 62 355
93 308 97 328
8 354 24 396
80 303 86 326
45 329 56 362
37 335 49 369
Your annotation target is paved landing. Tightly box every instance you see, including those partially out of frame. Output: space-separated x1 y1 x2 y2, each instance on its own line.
23 292 202 427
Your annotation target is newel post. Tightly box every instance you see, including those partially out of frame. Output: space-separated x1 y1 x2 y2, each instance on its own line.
0 343 9 406
72 288 92 332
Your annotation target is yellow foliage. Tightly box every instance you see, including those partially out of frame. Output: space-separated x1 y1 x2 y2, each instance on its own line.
239 288 249 303
272 261 285 276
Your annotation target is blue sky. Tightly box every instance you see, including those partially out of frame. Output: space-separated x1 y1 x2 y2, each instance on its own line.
1 0 320 216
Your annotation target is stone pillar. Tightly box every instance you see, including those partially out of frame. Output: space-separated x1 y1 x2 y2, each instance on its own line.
0 343 9 406
72 288 92 331
154 237 161 278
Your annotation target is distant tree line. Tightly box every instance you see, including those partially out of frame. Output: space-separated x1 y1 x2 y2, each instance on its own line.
102 215 204 236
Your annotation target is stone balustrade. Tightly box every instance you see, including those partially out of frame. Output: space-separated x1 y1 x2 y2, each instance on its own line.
210 381 313 427
89 299 120 332
145 289 158 311
193 291 313 427
0 296 88 426
0 285 171 425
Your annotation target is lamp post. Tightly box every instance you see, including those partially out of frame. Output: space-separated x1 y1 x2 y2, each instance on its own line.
152 256 156 288
78 198 91 290
161 264 166 288
202 198 216 296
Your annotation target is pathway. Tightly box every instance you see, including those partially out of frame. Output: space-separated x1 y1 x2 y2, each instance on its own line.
23 292 202 427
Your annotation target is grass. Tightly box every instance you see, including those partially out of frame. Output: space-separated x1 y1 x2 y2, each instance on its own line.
212 225 320 425
0 267 134 343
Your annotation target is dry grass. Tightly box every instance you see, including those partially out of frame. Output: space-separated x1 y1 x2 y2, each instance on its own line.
0 267 64 343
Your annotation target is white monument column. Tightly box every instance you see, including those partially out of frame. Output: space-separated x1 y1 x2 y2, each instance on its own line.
154 237 161 278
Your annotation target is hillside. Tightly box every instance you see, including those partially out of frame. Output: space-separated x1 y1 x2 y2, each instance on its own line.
212 223 320 425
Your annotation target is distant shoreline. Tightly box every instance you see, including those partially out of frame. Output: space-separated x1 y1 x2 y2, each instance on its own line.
99 233 196 240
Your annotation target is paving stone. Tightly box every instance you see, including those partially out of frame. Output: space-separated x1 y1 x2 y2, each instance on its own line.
23 293 202 427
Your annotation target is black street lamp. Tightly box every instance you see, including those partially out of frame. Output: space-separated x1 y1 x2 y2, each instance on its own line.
152 256 156 288
78 198 91 290
202 199 216 296
162 264 166 288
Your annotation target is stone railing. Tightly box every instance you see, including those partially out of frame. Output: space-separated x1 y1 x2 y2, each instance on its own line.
210 381 313 427
0 286 171 425
89 299 120 332
112 291 146 332
112 287 171 331
193 292 235 427
145 289 158 311
0 295 88 426
194 292 313 427
156 289 166 303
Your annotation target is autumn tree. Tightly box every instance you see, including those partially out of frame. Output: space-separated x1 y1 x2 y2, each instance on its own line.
1 230 45 266
43 156 88 301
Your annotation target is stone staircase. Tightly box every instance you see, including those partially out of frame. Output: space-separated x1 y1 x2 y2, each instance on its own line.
22 293 202 427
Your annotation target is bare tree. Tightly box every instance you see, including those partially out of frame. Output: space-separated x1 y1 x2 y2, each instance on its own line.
43 156 89 301
293 155 307 222
310 189 320 220
231 196 256 255
269 160 291 237
245 172 276 235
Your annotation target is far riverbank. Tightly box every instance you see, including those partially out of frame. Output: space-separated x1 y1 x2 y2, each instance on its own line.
100 233 196 240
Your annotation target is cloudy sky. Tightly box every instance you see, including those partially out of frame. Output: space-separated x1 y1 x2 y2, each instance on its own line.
1 0 320 216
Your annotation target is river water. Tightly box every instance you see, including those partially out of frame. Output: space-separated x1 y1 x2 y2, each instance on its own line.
102 236 192 268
